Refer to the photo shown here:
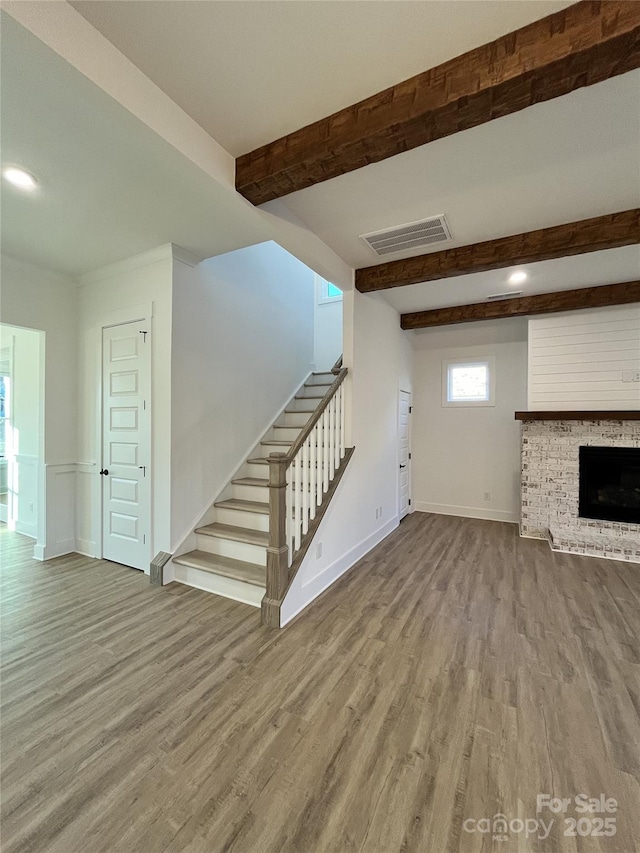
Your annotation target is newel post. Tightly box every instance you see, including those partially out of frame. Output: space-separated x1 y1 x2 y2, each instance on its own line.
262 452 289 627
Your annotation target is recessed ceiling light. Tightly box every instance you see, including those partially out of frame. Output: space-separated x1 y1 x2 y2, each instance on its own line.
3 167 38 191
508 270 528 285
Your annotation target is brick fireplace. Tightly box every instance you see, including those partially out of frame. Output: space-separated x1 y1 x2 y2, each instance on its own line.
517 413 640 563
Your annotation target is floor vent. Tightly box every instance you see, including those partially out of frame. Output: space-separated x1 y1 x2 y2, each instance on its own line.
360 214 452 257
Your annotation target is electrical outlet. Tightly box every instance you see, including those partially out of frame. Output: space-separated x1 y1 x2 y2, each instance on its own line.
316 543 322 559
622 370 640 383
483 492 491 501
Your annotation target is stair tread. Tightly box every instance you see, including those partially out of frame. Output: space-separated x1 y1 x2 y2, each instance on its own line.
232 476 268 487
296 394 325 400
284 408 315 414
261 439 293 446
173 550 265 586
195 522 269 547
247 457 269 465
214 498 269 514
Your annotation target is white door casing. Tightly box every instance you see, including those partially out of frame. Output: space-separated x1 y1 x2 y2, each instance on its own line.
101 321 151 570
398 389 411 521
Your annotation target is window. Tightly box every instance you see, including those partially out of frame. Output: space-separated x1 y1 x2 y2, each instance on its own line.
442 357 495 407
316 274 343 304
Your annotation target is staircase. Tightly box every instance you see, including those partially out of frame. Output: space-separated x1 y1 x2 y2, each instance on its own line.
172 369 346 610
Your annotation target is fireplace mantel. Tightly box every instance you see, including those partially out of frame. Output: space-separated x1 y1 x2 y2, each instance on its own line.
515 411 640 421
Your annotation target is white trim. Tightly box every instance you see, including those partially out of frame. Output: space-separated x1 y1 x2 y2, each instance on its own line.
442 356 496 407
414 503 519 524
172 245 200 268
89 308 153 567
281 515 398 626
397 387 412 521
78 247 174 287
0 253 76 288
315 273 343 305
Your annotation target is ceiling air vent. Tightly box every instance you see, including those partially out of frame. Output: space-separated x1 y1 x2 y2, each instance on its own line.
487 291 523 301
360 214 452 257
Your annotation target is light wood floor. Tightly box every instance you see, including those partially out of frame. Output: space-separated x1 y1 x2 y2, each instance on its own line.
1 515 639 853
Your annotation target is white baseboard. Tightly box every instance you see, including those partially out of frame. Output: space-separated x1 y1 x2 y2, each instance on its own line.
76 539 98 558
414 502 519 524
281 515 399 626
16 520 37 538
33 540 75 561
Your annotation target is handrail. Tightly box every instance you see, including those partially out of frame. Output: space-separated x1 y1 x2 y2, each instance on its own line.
263 364 350 625
284 367 348 462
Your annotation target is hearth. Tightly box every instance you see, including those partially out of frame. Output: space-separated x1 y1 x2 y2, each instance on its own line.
579 446 640 525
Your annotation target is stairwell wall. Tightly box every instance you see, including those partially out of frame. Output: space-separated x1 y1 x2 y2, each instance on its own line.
281 289 413 625
170 241 316 551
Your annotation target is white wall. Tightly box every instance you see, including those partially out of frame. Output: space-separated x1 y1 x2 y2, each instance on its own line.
0 255 77 555
411 319 528 524
77 246 173 562
281 289 413 625
528 305 640 410
170 241 317 549
0 324 43 538
313 279 343 371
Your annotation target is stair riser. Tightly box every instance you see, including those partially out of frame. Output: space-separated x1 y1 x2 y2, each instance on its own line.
290 398 319 412
261 444 293 455
232 483 269 502
215 508 269 532
195 534 267 566
244 462 268 479
298 387 329 399
272 426 303 442
173 564 264 608
279 411 312 427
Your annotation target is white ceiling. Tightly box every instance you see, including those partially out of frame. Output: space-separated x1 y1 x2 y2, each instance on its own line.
2 1 638 311
0 12 267 276
382 246 640 315
267 71 640 270
69 0 571 156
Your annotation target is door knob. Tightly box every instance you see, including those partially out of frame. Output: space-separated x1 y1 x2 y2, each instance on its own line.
100 468 109 476
399 464 406 469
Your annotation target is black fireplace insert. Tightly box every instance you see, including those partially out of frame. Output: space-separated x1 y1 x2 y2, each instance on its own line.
579 446 640 525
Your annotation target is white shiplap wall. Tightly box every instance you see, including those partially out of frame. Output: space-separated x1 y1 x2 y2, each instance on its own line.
528 305 640 410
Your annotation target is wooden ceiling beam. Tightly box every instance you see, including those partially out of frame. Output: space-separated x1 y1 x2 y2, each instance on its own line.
236 1 640 205
400 281 640 330
356 210 640 293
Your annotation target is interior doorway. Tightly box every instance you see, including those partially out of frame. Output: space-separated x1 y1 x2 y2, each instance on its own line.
101 320 151 570
398 389 412 521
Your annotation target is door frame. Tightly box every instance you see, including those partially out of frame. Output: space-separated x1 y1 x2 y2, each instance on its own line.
90 302 153 569
397 387 412 521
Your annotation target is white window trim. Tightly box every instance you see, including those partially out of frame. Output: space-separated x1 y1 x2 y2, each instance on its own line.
315 273 343 305
442 356 496 407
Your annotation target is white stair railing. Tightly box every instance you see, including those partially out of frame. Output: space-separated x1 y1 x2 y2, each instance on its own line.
266 368 348 608
285 379 346 565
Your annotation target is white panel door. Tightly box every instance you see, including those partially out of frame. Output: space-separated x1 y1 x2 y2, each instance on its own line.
102 322 150 570
398 390 412 521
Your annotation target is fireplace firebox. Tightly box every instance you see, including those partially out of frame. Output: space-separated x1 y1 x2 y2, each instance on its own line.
579 446 640 525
